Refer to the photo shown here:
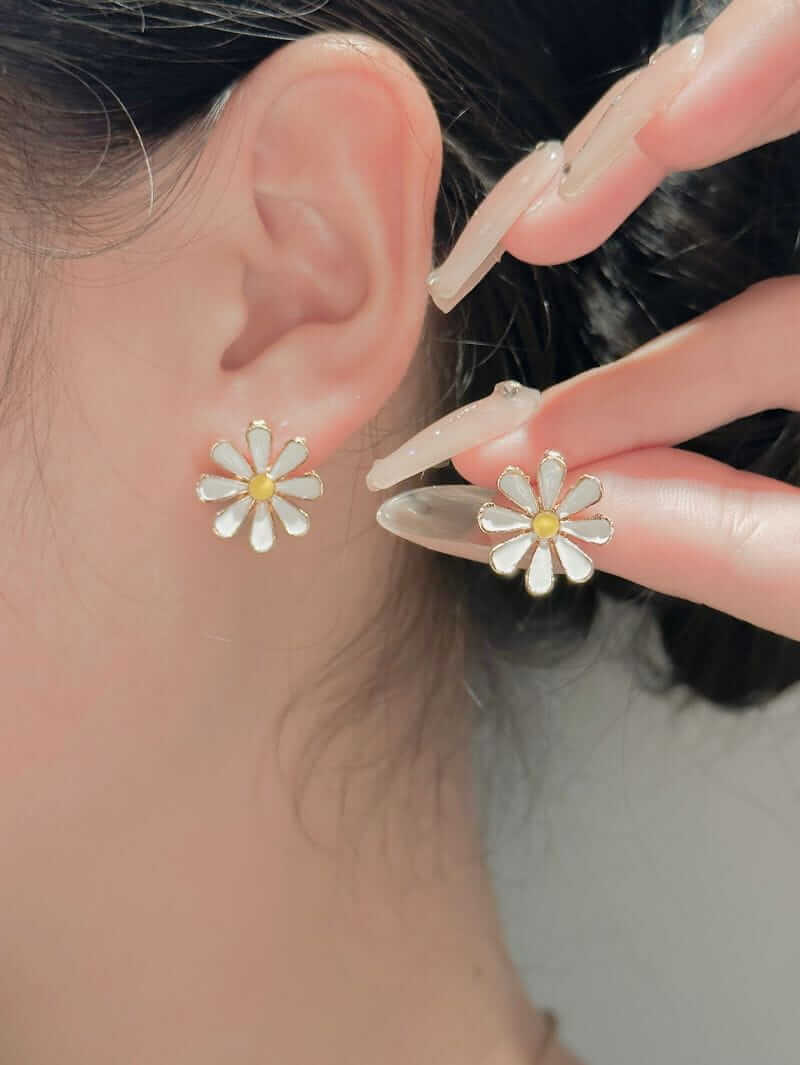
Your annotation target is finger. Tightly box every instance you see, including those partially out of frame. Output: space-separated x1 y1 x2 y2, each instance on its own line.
515 446 800 640
640 0 800 168
503 0 800 266
452 276 800 483
427 40 697 309
427 0 800 307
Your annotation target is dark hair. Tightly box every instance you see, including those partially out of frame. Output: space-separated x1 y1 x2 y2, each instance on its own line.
2 0 799 716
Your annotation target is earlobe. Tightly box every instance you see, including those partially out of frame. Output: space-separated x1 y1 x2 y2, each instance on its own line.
207 33 442 468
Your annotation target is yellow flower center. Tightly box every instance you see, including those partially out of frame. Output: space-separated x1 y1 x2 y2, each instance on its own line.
248 473 275 501
532 510 560 539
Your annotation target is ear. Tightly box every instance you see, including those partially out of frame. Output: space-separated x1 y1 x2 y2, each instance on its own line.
185 32 442 467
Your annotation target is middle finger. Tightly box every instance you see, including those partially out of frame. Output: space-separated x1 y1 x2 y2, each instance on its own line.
450 276 800 485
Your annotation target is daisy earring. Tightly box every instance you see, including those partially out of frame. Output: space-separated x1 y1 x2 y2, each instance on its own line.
195 420 324 554
476 451 614 596
365 381 614 597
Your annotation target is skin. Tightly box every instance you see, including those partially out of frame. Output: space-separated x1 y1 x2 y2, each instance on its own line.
448 0 800 641
5 2 791 1059
0 31 580 1065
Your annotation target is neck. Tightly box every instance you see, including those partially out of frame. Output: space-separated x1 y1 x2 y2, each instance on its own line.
1 659 553 1064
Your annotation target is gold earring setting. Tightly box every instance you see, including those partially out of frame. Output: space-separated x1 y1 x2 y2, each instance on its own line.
195 420 323 553
477 450 614 596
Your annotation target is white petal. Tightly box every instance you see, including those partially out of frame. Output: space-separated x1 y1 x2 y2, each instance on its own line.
246 422 272 474
271 495 311 537
196 475 247 502
525 541 555 597
489 532 535 576
250 502 275 553
211 441 253 480
537 451 567 510
214 495 254 539
560 517 613 545
558 475 603 518
478 504 531 535
274 473 323 501
497 467 538 514
269 438 309 481
554 535 594 584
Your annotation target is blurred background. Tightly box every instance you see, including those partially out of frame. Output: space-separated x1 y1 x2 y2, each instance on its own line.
473 597 800 1065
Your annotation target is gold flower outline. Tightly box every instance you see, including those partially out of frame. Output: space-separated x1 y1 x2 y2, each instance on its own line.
477 450 614 596
196 420 323 553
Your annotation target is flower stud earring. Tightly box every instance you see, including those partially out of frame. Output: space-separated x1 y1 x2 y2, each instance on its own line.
477 451 614 596
195 420 323 553
365 381 615 597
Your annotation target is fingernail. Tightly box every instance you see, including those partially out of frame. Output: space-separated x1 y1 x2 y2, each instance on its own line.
427 141 564 314
366 380 542 491
559 33 705 200
375 484 493 563
649 43 672 64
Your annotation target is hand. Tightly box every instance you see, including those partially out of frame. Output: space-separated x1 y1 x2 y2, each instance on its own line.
437 0 800 641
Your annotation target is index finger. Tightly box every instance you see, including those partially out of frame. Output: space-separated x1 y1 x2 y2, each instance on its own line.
450 276 800 484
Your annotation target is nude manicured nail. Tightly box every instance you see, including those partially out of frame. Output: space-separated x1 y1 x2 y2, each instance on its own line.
559 33 705 200
366 380 542 491
427 141 564 314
